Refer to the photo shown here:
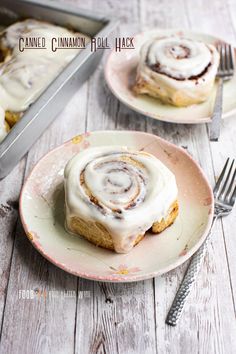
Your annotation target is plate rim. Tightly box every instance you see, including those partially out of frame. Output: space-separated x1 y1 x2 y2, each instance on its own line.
104 28 236 124
19 130 214 282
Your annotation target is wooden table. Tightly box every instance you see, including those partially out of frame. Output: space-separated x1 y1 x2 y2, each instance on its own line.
1 0 236 353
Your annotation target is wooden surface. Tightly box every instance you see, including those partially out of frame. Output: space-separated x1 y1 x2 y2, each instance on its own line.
0 0 236 353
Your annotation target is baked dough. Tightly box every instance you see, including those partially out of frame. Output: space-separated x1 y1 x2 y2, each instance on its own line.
67 200 178 251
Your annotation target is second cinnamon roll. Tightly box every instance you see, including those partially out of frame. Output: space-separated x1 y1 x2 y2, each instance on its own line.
133 36 220 107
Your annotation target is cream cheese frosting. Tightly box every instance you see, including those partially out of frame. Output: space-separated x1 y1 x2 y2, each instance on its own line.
64 146 178 253
146 37 213 79
134 35 220 106
0 19 89 142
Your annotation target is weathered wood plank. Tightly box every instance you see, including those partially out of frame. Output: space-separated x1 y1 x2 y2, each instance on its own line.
75 280 157 354
0 160 26 334
185 0 236 43
0 84 89 354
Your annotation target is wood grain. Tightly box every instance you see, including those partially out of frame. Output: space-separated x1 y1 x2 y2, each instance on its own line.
0 85 89 354
0 0 236 353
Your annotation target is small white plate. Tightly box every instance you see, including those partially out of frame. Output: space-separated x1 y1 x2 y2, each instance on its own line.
20 131 213 282
105 29 236 124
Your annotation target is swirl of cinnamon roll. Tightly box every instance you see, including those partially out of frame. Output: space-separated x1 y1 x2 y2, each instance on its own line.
133 36 220 107
64 146 178 253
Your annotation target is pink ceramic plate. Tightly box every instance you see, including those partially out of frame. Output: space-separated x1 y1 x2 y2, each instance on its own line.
105 29 236 124
20 131 213 282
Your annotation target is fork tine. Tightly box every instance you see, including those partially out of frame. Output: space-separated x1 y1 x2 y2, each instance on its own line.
229 45 235 71
225 44 234 74
225 44 231 72
224 44 229 72
218 159 235 199
217 44 223 72
230 186 236 206
225 165 236 202
219 45 223 71
214 158 229 196
230 185 236 206
221 45 225 71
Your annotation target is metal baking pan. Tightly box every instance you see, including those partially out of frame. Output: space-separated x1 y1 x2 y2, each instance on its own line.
0 0 118 178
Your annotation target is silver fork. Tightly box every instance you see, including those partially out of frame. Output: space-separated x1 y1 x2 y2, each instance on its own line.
166 158 236 326
210 44 234 141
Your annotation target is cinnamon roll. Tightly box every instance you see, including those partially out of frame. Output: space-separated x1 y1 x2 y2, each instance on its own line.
0 19 90 142
133 36 220 107
64 146 178 254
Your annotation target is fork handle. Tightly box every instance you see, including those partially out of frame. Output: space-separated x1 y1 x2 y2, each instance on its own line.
166 217 217 326
210 78 224 141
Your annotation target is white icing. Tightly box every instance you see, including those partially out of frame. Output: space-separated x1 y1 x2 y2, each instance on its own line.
136 35 220 105
0 19 89 142
147 37 212 79
64 146 178 253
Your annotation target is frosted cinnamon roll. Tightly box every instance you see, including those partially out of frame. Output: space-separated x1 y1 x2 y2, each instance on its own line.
64 146 178 254
133 36 220 107
0 19 90 142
